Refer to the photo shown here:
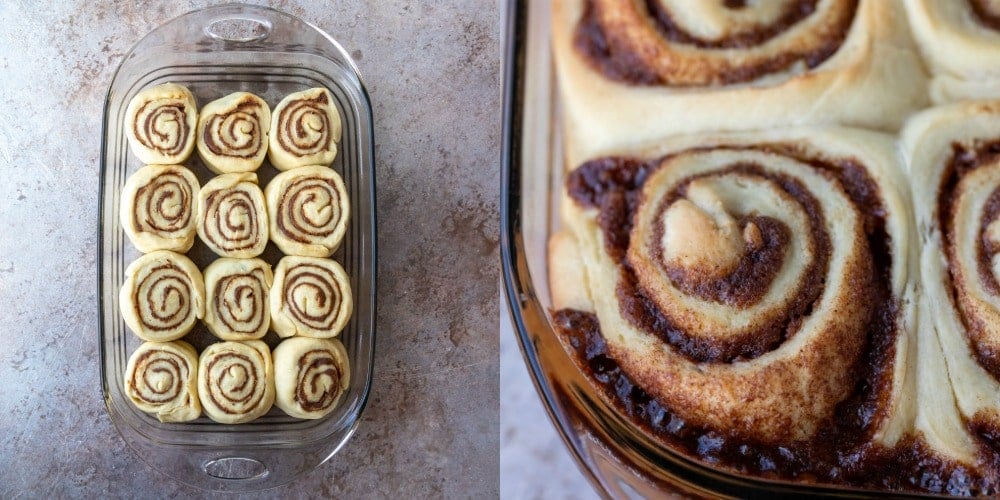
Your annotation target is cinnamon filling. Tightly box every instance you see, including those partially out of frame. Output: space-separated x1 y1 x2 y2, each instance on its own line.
573 0 857 86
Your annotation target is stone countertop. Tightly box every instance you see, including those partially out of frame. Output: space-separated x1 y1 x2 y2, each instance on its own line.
0 0 498 496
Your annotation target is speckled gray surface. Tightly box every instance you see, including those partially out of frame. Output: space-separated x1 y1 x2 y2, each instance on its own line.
0 0 499 496
500 301 599 500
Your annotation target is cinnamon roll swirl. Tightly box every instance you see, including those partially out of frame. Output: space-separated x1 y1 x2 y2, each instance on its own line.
120 164 200 253
203 258 273 341
268 88 342 171
903 101 1000 466
270 256 353 339
905 1 1000 103
197 340 275 424
553 127 916 447
196 92 271 174
197 173 268 258
553 0 927 165
272 337 350 419
124 83 197 165
124 340 201 422
264 166 350 257
120 250 205 342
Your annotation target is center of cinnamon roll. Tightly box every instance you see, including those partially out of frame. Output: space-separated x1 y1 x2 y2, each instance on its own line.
654 177 791 307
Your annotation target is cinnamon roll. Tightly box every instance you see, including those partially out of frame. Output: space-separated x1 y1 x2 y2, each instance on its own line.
124 83 197 165
120 250 205 342
272 337 350 419
197 340 275 424
197 172 268 258
553 0 927 165
553 127 916 451
270 256 352 339
264 166 350 257
124 340 201 422
268 88 342 171
905 1 1000 103
120 164 200 253
196 92 271 173
203 258 273 341
903 101 1000 466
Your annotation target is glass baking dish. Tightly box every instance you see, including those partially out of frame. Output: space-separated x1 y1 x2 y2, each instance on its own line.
97 4 375 492
499 2 919 498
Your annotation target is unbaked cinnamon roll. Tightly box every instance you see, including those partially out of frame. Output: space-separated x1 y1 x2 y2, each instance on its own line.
903 101 1000 468
270 256 352 339
120 250 205 342
197 172 268 258
265 166 350 257
124 340 201 422
196 92 271 173
120 164 200 253
552 128 918 473
905 1 1000 103
124 83 197 165
203 258 273 341
272 337 350 419
268 88 342 171
198 340 275 424
553 0 927 165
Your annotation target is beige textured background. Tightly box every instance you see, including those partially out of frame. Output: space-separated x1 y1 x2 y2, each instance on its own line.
0 0 499 496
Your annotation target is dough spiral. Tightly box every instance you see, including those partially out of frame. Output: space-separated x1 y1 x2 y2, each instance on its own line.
273 337 350 419
268 88 342 171
905 1 1000 103
203 258 273 341
265 166 350 257
124 340 201 422
196 92 271 173
124 83 197 165
270 256 353 339
120 250 205 342
197 340 275 424
904 101 1000 465
197 172 269 258
575 0 858 87
120 164 200 253
552 0 927 165
556 128 915 444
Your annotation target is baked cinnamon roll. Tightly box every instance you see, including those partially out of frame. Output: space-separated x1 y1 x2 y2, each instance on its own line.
268 88 342 171
120 164 200 253
124 83 197 165
270 256 352 339
272 337 350 419
197 173 269 258
203 258 273 341
196 92 271 173
197 340 275 424
905 1 1000 103
552 128 917 471
265 166 350 257
553 0 927 165
903 101 1000 467
124 340 201 422
120 250 205 342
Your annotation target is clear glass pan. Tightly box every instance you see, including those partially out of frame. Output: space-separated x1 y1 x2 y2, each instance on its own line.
499 2 921 498
98 4 376 491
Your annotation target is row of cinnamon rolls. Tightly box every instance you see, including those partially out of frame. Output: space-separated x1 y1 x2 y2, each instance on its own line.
125 336 349 423
125 83 341 172
121 163 350 259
